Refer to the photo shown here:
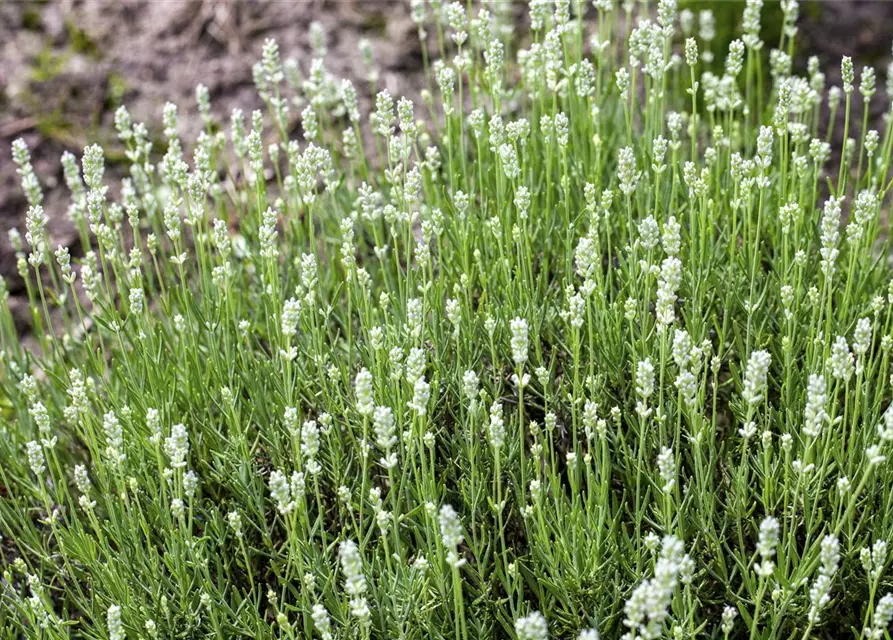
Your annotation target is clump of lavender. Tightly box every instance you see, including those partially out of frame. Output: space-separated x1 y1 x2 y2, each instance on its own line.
2 4 892 639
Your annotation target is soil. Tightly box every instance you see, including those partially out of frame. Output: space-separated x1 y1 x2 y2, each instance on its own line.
1 0 892 334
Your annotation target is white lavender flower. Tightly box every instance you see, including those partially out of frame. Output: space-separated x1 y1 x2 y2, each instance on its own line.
259 208 279 259
311 604 334 640
657 447 676 493
676 369 698 409
355 368 374 416
656 257 682 328
26 441 45 479
164 423 189 469
373 405 397 451
439 503 465 568
339 540 371 627
803 374 828 439
755 516 779 577
13 138 43 207
107 604 124 640
104 411 125 467
877 403 893 442
685 38 698 67
636 358 655 418
721 605 737 635
662 216 681 257
511 317 529 366
866 593 893 639
618 147 639 196
867 444 887 466
408 376 431 416
227 510 243 538
726 40 745 77
828 336 854 382
741 350 771 407
861 66 876 101
281 298 301 340
621 535 687 639
742 0 763 50
819 197 842 278
807 535 840 623
269 469 294 515
488 400 505 450
183 469 199 499
405 347 426 386
639 216 660 251
853 317 872 357
861 540 888 582
463 370 479 406
515 611 548 640
301 420 321 474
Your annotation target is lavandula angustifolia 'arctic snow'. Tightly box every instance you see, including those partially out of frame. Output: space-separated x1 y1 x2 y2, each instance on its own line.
339 540 371 628
657 447 676 493
638 216 660 253
12 138 43 207
164 423 189 469
408 376 431 416
515 611 548 640
226 510 243 539
756 516 779 577
269 470 294 515
25 205 48 268
851 315 872 357
721 606 737 636
406 298 423 339
373 405 397 470
866 594 893 640
621 535 687 640
511 317 529 366
26 441 45 480
259 208 279 260
280 297 301 342
488 401 505 451
103 411 125 468
355 368 374 416
741 0 763 50
107 604 124 640
463 369 479 413
828 336 854 383
74 463 97 510
820 197 842 278
301 420 321 475
405 346 425 387
439 504 465 568
861 66 876 103
847 191 877 247
6 6 893 638
636 359 655 418
312 604 334 640
807 535 840 624
656 257 682 329
803 374 829 439
861 540 888 584
742 350 771 408
617 147 639 197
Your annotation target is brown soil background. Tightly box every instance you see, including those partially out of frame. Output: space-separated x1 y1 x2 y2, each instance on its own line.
1 0 892 332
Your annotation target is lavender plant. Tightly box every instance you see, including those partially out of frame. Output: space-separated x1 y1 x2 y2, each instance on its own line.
3 1 893 638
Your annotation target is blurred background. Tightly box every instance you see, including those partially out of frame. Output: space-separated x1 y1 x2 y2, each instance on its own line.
1 0 892 331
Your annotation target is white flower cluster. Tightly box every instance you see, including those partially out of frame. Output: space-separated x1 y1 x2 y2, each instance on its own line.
338 540 371 627
621 535 689 640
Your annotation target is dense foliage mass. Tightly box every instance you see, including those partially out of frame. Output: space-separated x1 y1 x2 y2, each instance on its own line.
4 0 893 638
